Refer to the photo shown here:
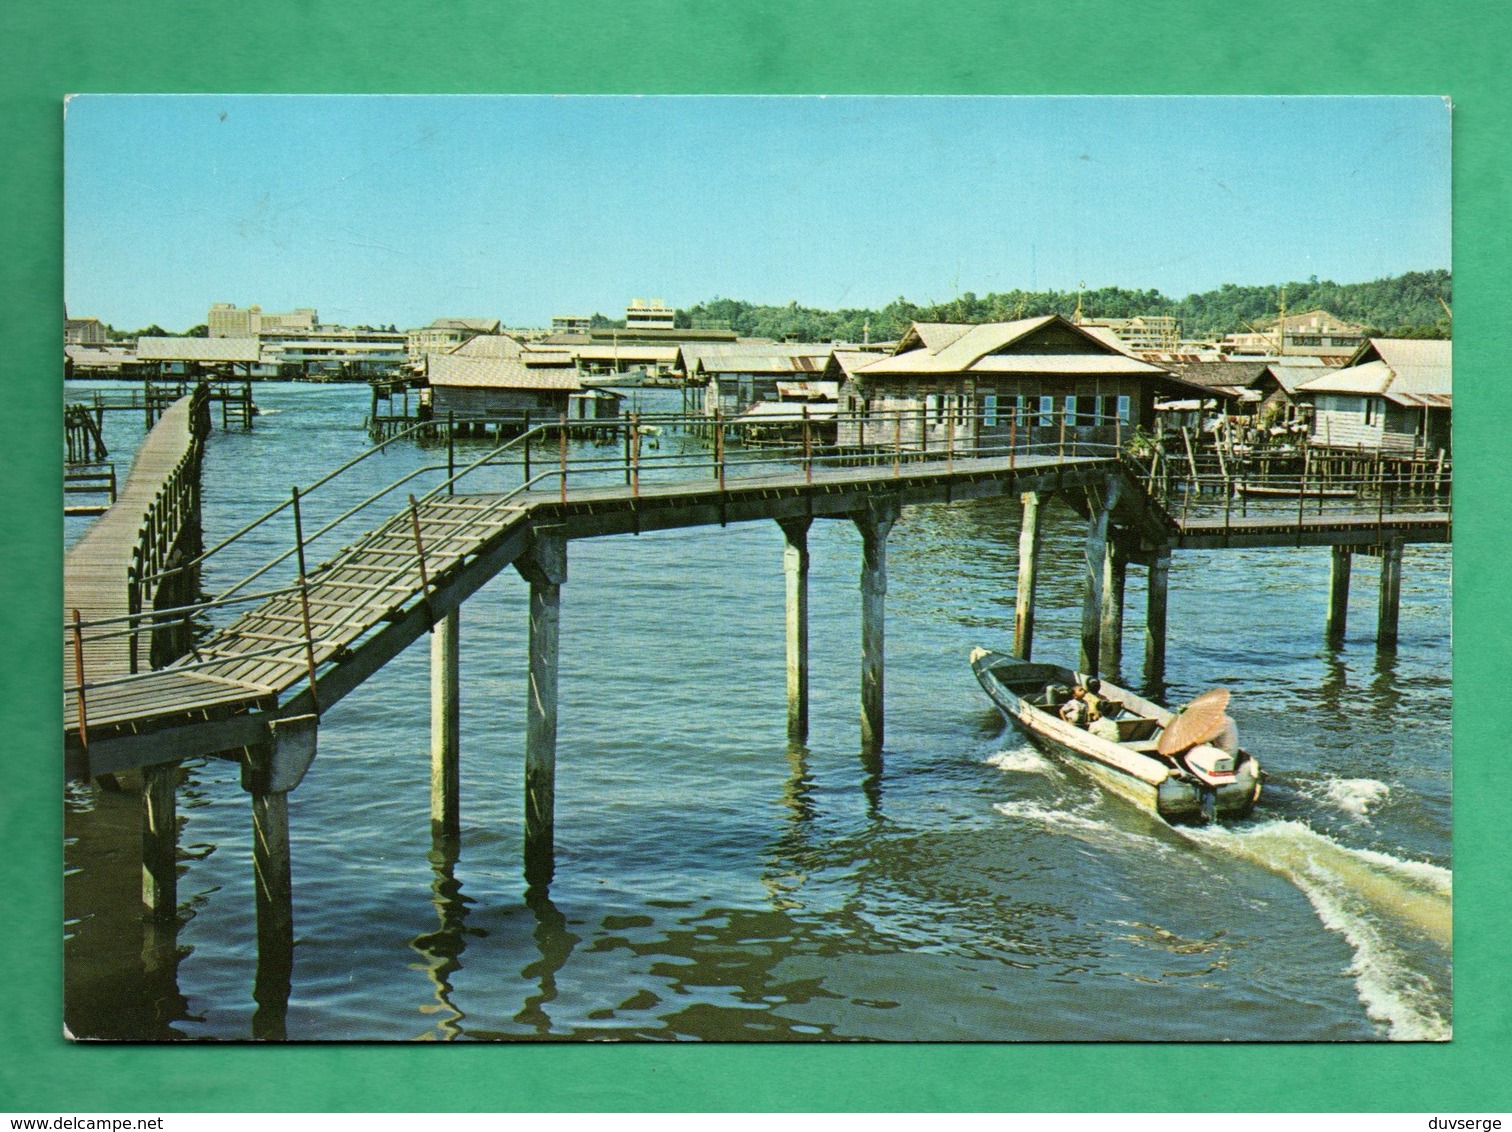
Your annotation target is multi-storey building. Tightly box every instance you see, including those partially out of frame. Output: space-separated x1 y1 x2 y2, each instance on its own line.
208 303 318 338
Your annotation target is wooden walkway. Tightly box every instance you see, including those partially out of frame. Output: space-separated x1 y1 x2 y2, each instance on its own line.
1175 509 1450 550
64 394 203 687
64 430 1450 776
65 449 1127 774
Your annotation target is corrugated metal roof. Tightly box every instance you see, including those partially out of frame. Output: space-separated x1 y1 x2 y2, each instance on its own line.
1265 364 1338 392
565 345 680 363
65 344 137 367
828 350 886 379
1297 340 1451 405
736 400 839 421
775 380 840 399
427 353 582 390
135 337 262 363
428 318 501 333
1175 361 1270 388
866 316 1151 376
449 334 525 359
970 354 1169 375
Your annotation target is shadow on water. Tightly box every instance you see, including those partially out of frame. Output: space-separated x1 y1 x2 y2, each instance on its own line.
64 774 195 1041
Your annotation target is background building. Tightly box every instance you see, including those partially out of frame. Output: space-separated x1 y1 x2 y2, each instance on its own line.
208 303 318 338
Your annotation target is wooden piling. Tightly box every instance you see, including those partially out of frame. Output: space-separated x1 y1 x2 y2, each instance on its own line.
516 531 567 890
1080 482 1117 675
1100 544 1126 681
778 518 812 742
250 785 294 1040
1144 549 1171 686
430 609 460 839
855 505 898 754
1378 538 1404 649
141 761 178 922
1013 490 1047 659
1326 546 1352 643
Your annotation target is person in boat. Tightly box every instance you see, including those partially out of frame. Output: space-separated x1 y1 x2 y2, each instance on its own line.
1059 686 1090 727
1083 677 1112 717
1088 704 1121 743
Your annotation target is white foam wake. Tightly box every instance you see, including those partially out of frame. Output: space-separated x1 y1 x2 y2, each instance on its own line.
1315 777 1393 821
1184 819 1451 1040
984 748 1060 776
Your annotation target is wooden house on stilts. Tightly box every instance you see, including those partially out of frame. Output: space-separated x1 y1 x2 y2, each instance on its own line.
834 315 1203 453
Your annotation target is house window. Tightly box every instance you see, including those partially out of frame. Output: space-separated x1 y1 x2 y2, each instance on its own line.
1064 395 1077 426
1038 395 1054 427
1363 398 1379 426
926 394 942 428
1117 394 1131 424
983 393 998 427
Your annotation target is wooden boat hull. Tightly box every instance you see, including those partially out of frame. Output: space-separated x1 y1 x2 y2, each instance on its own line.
970 650 1261 824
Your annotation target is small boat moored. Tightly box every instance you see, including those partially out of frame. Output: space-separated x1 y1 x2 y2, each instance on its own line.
970 648 1262 824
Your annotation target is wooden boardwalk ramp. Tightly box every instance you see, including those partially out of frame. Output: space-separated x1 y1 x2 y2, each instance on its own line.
64 390 209 697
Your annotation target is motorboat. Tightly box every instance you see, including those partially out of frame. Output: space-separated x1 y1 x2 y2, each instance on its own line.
970 649 1262 824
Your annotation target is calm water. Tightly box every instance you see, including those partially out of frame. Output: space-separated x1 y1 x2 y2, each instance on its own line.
63 382 1451 1041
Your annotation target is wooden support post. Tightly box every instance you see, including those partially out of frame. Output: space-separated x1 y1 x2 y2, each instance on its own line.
855 503 898 754
141 761 178 922
430 609 460 839
1100 544 1126 681
516 530 567 891
1079 482 1117 676
1326 545 1352 644
1144 549 1171 687
250 786 294 1041
1013 490 1047 660
778 518 812 742
1378 538 1404 649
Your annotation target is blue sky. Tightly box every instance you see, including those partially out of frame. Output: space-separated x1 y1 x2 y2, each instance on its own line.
64 95 1451 332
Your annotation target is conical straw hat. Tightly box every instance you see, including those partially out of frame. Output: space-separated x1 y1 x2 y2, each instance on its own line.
1157 688 1232 756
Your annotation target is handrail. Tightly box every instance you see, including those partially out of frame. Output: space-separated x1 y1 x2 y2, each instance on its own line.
72 401 1451 698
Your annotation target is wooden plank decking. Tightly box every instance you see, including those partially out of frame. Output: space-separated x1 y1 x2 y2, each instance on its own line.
64 396 200 684
63 436 1450 773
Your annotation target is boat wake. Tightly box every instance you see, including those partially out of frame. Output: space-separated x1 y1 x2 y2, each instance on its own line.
1300 776 1393 822
1182 819 1451 1040
992 799 1175 854
983 747 1061 777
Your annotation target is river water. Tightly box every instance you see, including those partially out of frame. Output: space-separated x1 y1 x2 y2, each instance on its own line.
63 382 1452 1042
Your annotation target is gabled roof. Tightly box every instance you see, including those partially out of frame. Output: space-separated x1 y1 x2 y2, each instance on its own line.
65 344 138 367
676 341 833 376
427 353 582 391
1174 362 1271 390
863 315 1170 377
427 317 501 333
1295 338 1451 406
825 349 889 381
448 334 524 359
1263 364 1338 393
135 337 262 363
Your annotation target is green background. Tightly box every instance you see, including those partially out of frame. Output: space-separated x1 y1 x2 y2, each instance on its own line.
1 0 1504 1112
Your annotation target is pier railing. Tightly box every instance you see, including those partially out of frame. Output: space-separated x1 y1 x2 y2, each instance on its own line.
62 401 1449 709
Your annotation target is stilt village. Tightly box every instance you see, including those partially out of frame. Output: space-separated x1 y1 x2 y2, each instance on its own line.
64 291 1451 1033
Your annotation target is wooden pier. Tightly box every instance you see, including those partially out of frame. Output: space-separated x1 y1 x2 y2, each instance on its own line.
64 386 211 923
63 406 1450 1025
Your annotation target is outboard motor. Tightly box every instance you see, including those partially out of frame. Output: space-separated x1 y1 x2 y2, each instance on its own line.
1182 743 1238 788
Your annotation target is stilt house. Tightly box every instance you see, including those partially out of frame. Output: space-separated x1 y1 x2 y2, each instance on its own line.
834 315 1199 451
1294 338 1451 456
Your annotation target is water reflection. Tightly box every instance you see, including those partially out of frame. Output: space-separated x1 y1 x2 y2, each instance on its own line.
512 888 580 1036
762 742 817 912
409 837 482 1041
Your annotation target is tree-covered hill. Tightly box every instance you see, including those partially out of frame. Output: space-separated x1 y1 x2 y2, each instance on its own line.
628 269 1450 343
